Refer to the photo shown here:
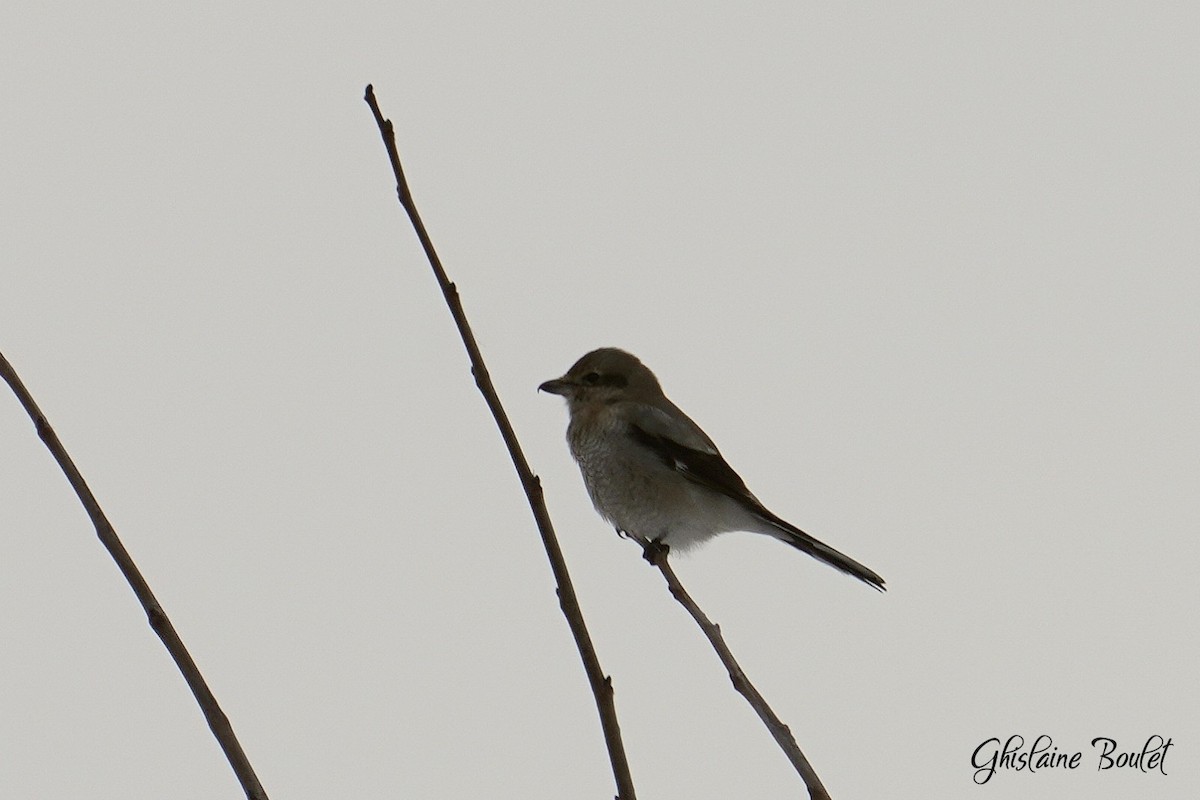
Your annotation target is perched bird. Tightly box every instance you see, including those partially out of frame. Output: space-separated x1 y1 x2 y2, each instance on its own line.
540 348 885 591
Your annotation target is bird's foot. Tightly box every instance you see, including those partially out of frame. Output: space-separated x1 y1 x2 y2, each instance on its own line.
640 536 670 566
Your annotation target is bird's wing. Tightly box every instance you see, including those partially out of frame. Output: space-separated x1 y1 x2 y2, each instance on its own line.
625 402 763 510
628 402 887 591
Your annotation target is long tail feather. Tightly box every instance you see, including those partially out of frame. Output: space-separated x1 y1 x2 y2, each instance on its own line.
762 514 886 591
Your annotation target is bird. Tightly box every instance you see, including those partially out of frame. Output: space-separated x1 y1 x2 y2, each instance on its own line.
539 348 885 591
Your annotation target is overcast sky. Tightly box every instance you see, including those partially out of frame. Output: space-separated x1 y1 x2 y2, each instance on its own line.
3 3 1197 799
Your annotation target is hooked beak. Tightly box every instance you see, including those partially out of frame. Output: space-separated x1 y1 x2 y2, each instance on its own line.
538 376 573 395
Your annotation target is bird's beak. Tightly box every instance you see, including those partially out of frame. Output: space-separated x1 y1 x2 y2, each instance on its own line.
538 376 573 395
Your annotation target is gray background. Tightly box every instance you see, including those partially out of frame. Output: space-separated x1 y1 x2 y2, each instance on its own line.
3 3 1196 799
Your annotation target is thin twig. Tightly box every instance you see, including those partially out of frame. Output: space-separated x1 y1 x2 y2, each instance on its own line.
639 540 832 800
363 84 637 800
0 350 267 800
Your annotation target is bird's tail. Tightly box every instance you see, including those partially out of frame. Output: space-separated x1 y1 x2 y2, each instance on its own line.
761 514 886 592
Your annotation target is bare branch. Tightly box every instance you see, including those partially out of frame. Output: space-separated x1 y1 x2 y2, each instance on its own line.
639 540 832 800
0 350 268 800
363 84 637 800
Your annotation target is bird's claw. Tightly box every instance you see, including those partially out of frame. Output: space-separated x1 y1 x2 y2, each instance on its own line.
640 537 670 566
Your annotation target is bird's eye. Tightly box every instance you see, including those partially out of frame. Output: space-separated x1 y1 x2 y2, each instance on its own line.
581 371 601 385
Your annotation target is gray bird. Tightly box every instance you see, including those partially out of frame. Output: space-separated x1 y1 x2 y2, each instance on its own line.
540 348 885 591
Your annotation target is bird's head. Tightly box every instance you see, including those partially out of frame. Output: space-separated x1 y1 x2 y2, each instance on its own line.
539 348 663 408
